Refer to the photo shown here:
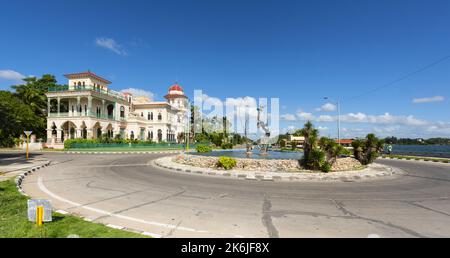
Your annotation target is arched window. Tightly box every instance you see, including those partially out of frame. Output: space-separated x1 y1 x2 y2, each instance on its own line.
130 131 134 140
82 81 85 86
77 82 81 86
150 112 153 120
120 106 125 118
158 113 162 121
141 112 144 117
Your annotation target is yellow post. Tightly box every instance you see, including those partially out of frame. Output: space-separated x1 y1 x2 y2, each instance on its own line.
36 206 43 226
26 135 30 160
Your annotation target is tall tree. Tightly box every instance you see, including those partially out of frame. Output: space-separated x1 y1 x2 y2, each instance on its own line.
0 91 37 147
0 74 64 146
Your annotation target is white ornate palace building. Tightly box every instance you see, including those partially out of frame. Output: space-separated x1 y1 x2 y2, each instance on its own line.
46 71 188 148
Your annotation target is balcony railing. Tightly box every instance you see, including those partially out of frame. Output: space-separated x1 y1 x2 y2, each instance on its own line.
48 111 117 121
48 85 127 101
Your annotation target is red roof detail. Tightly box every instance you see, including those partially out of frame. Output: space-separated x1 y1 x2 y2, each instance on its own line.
169 84 183 92
164 93 188 99
336 139 354 144
64 71 112 84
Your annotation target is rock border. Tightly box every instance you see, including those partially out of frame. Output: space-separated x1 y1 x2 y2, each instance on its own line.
153 156 406 182
15 159 162 238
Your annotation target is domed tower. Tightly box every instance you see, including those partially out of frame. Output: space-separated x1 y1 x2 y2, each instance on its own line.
164 83 188 110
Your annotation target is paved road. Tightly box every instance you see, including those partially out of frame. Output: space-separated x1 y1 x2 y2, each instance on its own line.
21 153 450 238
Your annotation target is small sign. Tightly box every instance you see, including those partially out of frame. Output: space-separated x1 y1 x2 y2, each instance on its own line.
27 199 52 222
24 131 33 137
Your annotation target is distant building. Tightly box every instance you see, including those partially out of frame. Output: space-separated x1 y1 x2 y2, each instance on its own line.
280 134 305 149
336 139 354 147
45 71 188 149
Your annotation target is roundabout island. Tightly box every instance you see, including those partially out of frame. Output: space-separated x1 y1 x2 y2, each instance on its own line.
154 154 404 182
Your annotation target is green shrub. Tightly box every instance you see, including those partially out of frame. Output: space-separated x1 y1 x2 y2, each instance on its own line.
217 156 237 170
321 162 332 173
196 144 212 153
351 134 384 165
64 139 98 149
221 142 233 149
301 148 325 171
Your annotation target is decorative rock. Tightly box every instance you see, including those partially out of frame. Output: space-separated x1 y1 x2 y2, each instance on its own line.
173 154 362 173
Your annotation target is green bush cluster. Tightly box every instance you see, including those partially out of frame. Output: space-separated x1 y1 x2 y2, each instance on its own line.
220 142 233 149
64 137 154 149
321 162 332 173
351 134 384 165
217 156 237 170
298 122 348 172
196 144 212 153
301 148 331 172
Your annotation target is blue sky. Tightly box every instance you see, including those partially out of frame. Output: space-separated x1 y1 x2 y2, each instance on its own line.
1 0 449 138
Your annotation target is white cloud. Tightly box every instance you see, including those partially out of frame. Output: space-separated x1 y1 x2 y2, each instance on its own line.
281 114 296 121
316 115 334 122
317 126 328 131
315 102 337 112
95 38 127 56
426 122 450 134
194 93 224 108
121 88 154 100
0 70 25 81
338 112 429 126
412 96 444 104
296 110 315 121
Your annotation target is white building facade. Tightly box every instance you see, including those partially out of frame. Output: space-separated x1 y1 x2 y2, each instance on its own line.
46 71 189 148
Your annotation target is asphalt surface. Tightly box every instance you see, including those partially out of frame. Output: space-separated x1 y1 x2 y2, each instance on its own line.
19 152 450 238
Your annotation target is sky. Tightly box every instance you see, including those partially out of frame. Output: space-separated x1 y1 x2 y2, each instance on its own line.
1 0 450 138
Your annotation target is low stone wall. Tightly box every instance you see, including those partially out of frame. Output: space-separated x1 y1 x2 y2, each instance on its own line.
173 154 363 173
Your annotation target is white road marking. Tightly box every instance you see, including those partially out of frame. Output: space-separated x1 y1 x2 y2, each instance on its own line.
106 224 125 230
37 177 209 234
56 209 69 215
142 231 162 238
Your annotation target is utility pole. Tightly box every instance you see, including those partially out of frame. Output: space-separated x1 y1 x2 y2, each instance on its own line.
324 97 341 145
337 99 341 146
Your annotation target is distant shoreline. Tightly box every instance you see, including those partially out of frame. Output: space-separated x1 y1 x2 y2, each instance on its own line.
387 144 450 159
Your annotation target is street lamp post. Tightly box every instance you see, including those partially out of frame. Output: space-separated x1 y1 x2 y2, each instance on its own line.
24 131 32 160
324 98 341 145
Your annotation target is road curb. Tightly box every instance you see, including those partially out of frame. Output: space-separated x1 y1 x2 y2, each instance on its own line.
153 156 405 183
380 156 450 164
15 160 51 197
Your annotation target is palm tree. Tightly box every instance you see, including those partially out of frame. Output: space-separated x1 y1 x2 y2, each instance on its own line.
319 136 345 164
351 134 384 165
299 121 318 158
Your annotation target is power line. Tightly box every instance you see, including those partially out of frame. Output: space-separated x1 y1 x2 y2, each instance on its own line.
343 54 450 103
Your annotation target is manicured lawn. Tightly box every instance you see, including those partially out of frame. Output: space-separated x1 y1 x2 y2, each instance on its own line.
0 179 148 238
68 147 183 152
